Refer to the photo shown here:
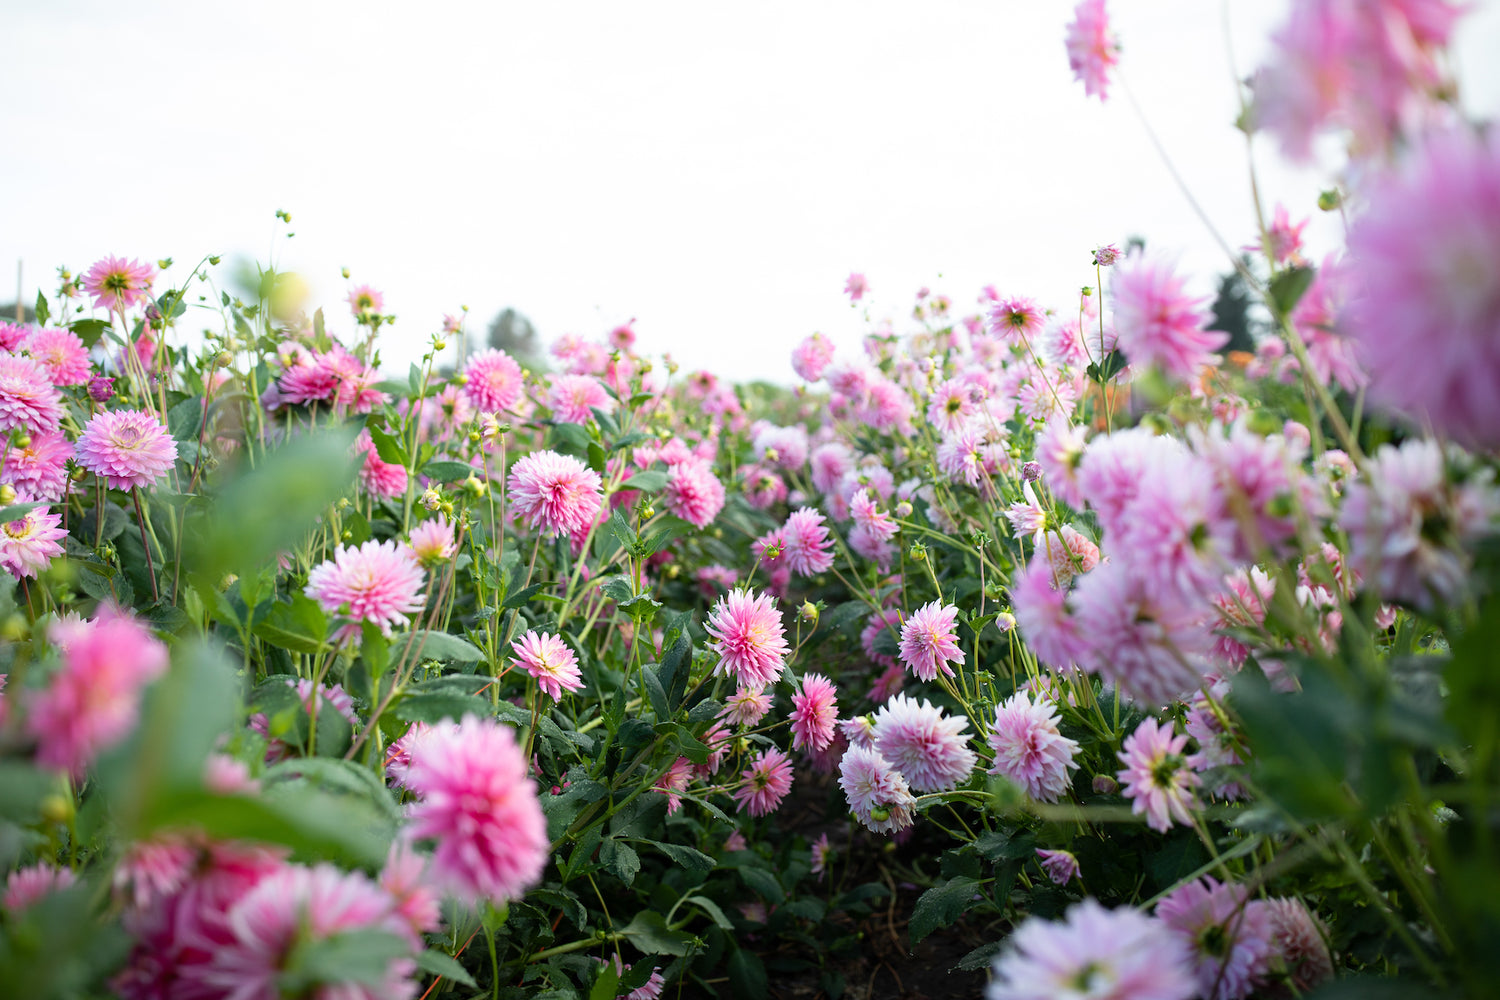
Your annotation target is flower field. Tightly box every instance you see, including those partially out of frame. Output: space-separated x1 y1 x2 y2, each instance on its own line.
2 3 1499 999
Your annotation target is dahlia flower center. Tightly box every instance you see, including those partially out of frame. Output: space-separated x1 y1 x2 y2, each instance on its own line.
4 519 28 539
1151 755 1183 786
112 426 146 449
1200 922 1229 957
945 397 963 414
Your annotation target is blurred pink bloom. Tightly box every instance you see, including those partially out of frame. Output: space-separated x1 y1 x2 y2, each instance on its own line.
548 373 613 424
405 716 547 905
75 409 178 491
664 458 725 528
1034 849 1079 886
1244 204 1308 265
1111 256 1226 382
1010 559 1086 671
3 863 76 912
791 332 836 382
508 450 604 538
0 354 64 437
810 832 833 881
305 540 426 643
381 840 443 937
988 296 1047 344
24 327 91 385
844 272 869 302
354 429 409 499
1156 877 1273 1000
347 284 385 317
873 693 976 793
1117 717 1202 833
1073 561 1213 707
733 747 794 817
512 629 583 701
1265 897 1334 994
1064 0 1120 101
83 255 155 312
986 692 1079 803
706 588 788 689
720 685 774 728
464 348 524 413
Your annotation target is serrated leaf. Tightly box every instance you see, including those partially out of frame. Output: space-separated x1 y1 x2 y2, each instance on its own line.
601 838 641 887
910 876 983 947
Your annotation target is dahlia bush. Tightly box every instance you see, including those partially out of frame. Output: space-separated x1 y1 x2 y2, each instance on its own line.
2 3 1498 999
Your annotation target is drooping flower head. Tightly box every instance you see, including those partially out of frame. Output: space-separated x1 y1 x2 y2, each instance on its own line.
898 600 964 682
987 898 1196 1000
986 692 1080 803
1264 897 1334 994
838 744 916 834
1034 849 1079 886
305 540 427 643
507 450 604 538
705 588 788 689
1117 717 1202 833
463 348 524 413
75 409 179 491
1065 0 1120 101
512 630 584 702
733 747 794 817
0 355 64 438
0 506 67 579
404 716 548 905
872 693 977 792
1156 877 1273 1000
790 673 839 752
1111 255 1226 383
82 255 156 312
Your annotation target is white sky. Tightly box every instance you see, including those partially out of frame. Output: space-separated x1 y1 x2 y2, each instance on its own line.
5 0 1499 383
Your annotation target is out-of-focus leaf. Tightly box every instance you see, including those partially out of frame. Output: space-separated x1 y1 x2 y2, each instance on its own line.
421 460 472 483
910 876 983 947
415 949 477 989
1268 265 1316 317
69 317 110 348
728 948 768 1000
619 911 693 955
390 629 485 664
621 470 669 493
278 928 410 995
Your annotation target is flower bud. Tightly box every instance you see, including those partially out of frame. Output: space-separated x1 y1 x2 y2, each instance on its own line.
421 489 442 511
799 601 819 624
894 500 913 518
908 542 926 562
641 505 655 519
434 340 447 351
994 611 1016 633
0 485 15 505
40 793 74 826
1021 461 1042 483
87 375 115 403
464 475 488 498
341 266 351 279
341 529 353 541
1092 774 1118 795
1317 188 1342 212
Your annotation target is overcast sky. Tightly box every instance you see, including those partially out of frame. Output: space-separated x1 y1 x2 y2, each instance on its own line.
5 1 1498 383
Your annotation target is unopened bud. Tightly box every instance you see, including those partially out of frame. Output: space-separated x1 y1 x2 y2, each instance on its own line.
894 500 913 518
995 611 1016 633
440 500 455 516
867 805 890 823
799 601 819 624
341 266 351 279
464 475 487 498
665 563 680 579
421 488 442 511
341 529 353 541
336 497 351 509
13 435 31 450
434 339 447 351
908 543 927 563
1317 188 1342 212
87 375 115 403
641 505 655 519
40 793 74 825
0 485 14 505
1092 774 1119 796
468 430 482 444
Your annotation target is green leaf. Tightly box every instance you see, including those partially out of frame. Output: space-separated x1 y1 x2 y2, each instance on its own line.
686 699 722 724
394 690 491 725
265 757 402 825
588 961 619 1000
641 840 714 872
656 634 691 711
910 876 983 947
366 423 407 466
685 895 734 930
252 595 329 655
619 911 694 956
69 317 110 348
278 929 410 995
605 510 637 549
408 362 424 399
421 460 473 483
390 629 486 664
641 666 670 721
953 940 1004 972
728 948 768 1000
1268 265 1316 317
621 470 669 493
415 949 477 989
973 829 1037 862
501 583 545 610
33 291 49 326
0 501 47 523
168 395 205 444
601 838 641 887
737 866 784 904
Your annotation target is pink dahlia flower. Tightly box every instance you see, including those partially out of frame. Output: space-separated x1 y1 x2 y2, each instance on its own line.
1156 877 1273 1000
3 863 77 912
986 692 1079 803
199 862 417 1000
547 373 613 424
844 272 869 302
705 588 788 689
989 296 1048 344
1111 256 1226 383
24 327 92 386
354 430 409 499
305 540 426 643
988 898 1196 1000
872 693 977 793
508 450 604 538
82 255 156 312
27 607 169 775
791 332 836 382
779 506 834 577
380 840 443 938
113 834 198 912
1034 849 1079 886
790 672 839 752
1345 127 1500 449
0 506 67 579
838 744 916 834
1117 717 1202 833
1265 897 1334 994
2 431 73 502
463 348 524 413
347 283 385 318
0 354 64 437
75 409 179 491
810 442 854 495
733 747 794 817
719 686 774 728
407 515 458 567
898 600 964 682
1064 0 1120 101
664 458 726 529
404 716 548 905
512 629 583 701
0 322 27 352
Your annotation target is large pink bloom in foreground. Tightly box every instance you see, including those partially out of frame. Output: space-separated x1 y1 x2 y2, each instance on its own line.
705 588 788 689
1111 255 1226 382
1064 0 1120 101
404 716 548 905
1345 127 1500 449
305 540 426 642
988 898 1196 1000
27 608 169 775
76 409 179 490
507 449 604 538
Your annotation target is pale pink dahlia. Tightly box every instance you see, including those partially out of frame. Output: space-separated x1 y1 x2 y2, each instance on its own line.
404 716 548 905
791 332 836 382
1009 558 1087 671
1034 849 1079 886
1265 897 1334 994
0 354 64 437
548 373 613 424
986 692 1079 803
113 834 198 912
24 327 92 386
354 429 409 499
305 539 426 643
27 607 169 775
1 431 73 502
705 588 788 689
1156 877 1273 1000
0 507 67 579
82 255 155 312
508 450 604 538
898 600 964 682
790 673 839 752
719 686 774 728
0 322 26 351
1111 256 1226 383
664 458 726 529
199 862 416 1000
1064 0 1120 101
512 629 583 701
987 898 1196 1000
1117 717 1202 833
347 283 385 318
845 272 869 302
407 515 458 567
1345 127 1500 449
780 506 834 576
873 693 977 793
733 747 794 818
463 348 524 413
838 744 916 834
989 295 1047 344
75 409 178 490
3 863 77 912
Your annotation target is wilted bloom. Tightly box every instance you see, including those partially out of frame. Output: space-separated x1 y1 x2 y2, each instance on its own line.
0 506 67 579
1156 877 1273 1000
706 588 788 689
1065 0 1120 101
1117 717 1202 833
0 355 64 438
898 601 964 682
508 450 604 538
986 692 1079 803
733 747 794 817
463 348 524 413
405 716 547 905
75 409 178 490
82 255 155 312
24 328 92 386
987 899 1196 1000
1111 255 1226 382
27 607 169 775
838 744 916 834
512 630 583 701
873 693 977 792
305 540 427 643
1034 849 1078 886
790 673 839 752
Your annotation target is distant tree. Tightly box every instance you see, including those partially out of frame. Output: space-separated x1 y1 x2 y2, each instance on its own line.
486 307 545 369
1207 257 1260 354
